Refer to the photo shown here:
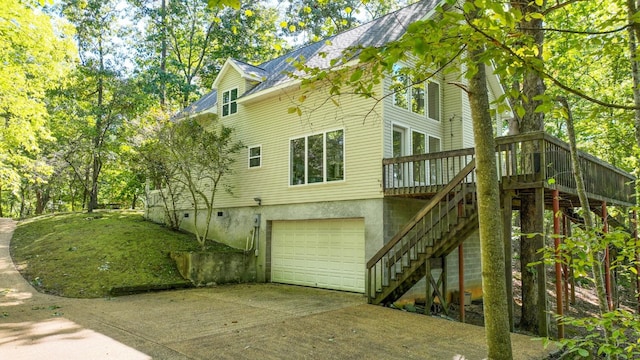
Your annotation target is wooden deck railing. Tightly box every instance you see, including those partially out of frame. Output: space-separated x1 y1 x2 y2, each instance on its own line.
368 160 477 303
383 131 636 206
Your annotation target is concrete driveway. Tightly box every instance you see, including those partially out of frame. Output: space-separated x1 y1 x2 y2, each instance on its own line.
0 218 555 359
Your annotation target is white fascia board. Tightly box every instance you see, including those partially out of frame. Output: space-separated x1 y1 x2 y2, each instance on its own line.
212 58 263 90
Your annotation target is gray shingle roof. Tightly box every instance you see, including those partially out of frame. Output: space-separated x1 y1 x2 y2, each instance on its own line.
176 89 217 119
184 0 438 115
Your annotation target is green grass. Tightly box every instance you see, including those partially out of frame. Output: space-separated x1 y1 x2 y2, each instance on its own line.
10 210 234 298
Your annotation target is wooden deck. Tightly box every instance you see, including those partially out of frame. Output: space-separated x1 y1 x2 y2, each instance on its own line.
382 131 636 208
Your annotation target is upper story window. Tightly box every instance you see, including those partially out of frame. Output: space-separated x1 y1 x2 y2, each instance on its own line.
248 145 261 168
290 129 344 186
222 88 238 117
392 65 441 121
427 81 441 121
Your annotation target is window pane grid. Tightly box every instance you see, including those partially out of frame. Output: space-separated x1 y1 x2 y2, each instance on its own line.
249 146 261 168
290 130 344 185
222 89 238 117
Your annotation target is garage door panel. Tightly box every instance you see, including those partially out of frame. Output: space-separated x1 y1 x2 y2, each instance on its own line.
271 219 365 293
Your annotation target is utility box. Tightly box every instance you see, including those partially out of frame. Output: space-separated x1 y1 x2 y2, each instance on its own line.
452 291 472 305
253 214 261 226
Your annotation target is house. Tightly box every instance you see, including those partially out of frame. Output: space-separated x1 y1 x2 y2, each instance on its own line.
146 0 635 326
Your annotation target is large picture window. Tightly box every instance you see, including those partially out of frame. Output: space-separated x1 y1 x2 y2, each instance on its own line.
222 88 238 117
290 129 344 185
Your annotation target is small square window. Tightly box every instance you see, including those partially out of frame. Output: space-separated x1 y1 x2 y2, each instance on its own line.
248 145 261 168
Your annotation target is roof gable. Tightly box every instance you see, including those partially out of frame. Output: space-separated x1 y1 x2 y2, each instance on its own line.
212 58 267 90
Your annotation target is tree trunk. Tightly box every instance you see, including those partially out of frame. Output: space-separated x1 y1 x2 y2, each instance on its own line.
559 97 608 314
629 0 640 152
88 35 106 213
511 0 547 335
36 189 44 215
160 0 167 108
467 11 513 357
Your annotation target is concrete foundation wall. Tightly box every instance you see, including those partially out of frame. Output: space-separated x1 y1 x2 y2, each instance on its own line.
171 251 256 287
171 199 385 282
383 197 429 243
148 194 483 300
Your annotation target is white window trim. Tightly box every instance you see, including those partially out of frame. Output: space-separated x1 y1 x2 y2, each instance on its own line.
428 135 442 152
288 128 345 187
248 145 262 169
391 123 410 158
221 88 238 117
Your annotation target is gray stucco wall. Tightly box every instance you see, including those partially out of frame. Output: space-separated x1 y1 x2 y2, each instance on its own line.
173 199 385 282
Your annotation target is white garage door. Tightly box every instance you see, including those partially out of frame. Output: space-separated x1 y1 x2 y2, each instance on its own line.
271 218 365 293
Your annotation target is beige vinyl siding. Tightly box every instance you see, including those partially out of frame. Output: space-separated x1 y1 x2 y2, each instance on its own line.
442 74 463 152
460 85 474 148
214 71 384 208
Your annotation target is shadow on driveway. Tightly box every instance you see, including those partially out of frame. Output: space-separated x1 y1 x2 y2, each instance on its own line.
1 218 554 359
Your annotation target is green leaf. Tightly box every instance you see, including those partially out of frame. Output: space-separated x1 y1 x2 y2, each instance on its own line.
577 348 589 357
207 0 240 9
462 1 475 14
350 69 363 82
529 12 544 20
287 107 298 114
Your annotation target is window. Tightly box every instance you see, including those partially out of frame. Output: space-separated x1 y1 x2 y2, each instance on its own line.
391 65 441 120
411 84 425 115
290 129 344 185
392 64 409 110
427 81 440 121
428 136 442 184
222 88 238 116
248 145 261 168
412 131 426 183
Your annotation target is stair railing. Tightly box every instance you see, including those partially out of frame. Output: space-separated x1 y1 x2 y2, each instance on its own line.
366 159 477 302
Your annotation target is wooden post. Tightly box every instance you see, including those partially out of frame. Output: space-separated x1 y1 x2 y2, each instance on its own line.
552 190 564 339
602 201 613 311
458 243 465 323
426 258 432 315
536 187 549 337
503 190 514 331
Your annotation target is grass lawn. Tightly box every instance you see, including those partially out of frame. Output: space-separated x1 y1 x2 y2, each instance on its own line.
10 210 234 298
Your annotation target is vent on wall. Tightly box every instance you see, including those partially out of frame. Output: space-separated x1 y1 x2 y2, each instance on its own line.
217 211 224 217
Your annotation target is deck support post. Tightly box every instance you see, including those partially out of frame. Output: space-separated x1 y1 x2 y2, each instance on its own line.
552 189 564 339
502 190 514 331
426 258 432 315
535 187 549 337
602 201 613 311
458 243 465 323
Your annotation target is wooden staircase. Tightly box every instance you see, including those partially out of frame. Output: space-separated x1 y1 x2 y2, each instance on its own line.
367 160 479 306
